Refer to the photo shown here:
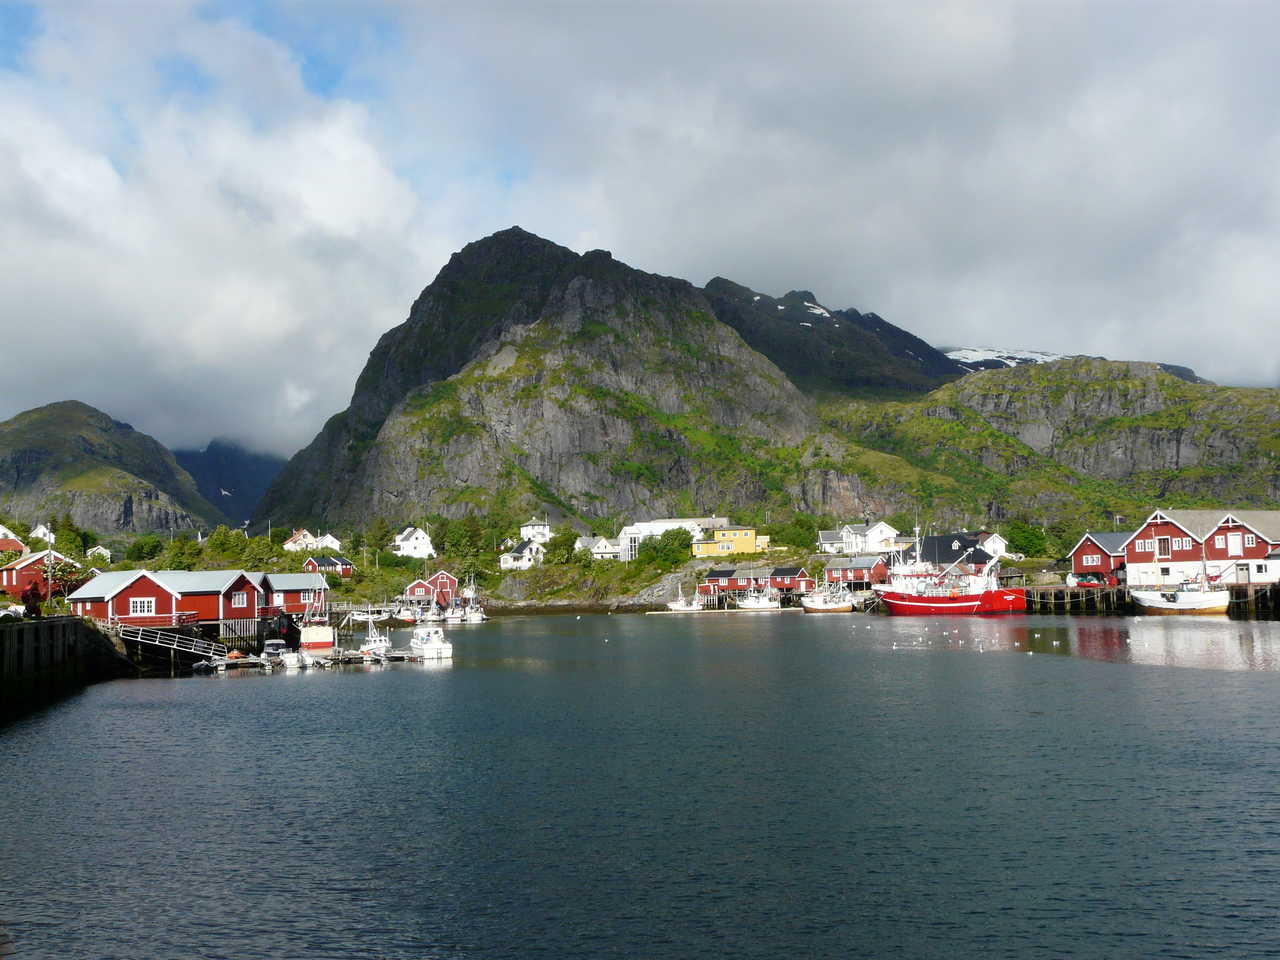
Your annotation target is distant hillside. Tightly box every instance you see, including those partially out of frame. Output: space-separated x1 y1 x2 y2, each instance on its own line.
0 401 225 533
705 278 965 395
946 347 1210 384
173 439 286 526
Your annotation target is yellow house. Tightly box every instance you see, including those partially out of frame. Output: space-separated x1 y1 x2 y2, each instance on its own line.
691 526 770 557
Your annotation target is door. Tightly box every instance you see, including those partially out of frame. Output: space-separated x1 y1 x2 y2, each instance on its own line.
1237 563 1250 583
1227 532 1244 556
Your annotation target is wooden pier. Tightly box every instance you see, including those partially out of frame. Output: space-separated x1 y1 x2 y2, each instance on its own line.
1022 582 1279 618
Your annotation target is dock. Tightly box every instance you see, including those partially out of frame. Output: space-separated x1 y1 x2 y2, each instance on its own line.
1021 582 1279 617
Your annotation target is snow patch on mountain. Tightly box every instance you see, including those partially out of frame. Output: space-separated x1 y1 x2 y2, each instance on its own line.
946 347 1069 369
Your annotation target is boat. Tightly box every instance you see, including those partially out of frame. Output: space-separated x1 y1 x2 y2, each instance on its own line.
873 548 1024 616
410 625 453 659
735 587 781 610
464 604 487 623
667 584 704 612
261 637 289 662
800 585 855 613
1131 583 1230 615
358 621 392 658
443 603 466 624
419 605 444 623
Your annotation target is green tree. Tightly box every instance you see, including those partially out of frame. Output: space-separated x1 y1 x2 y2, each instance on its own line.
543 524 579 565
635 528 693 570
241 536 279 569
367 518 394 553
42 556 85 598
1005 519 1048 557
126 534 166 562
204 524 245 561
158 537 202 570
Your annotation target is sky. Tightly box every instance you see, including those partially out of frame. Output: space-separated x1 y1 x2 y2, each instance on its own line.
2 0 1279 457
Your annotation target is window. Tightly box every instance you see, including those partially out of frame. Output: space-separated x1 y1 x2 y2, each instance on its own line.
231 591 247 608
1082 554 1101 566
1215 535 1225 548
1246 534 1257 548
414 587 425 596
300 590 313 602
1156 537 1172 559
129 597 155 616
1257 564 1267 575
1160 567 1171 578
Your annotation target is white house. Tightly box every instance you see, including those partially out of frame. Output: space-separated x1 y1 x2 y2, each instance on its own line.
87 545 112 563
316 533 342 551
976 531 1008 559
575 536 621 561
391 526 437 559
816 521 899 555
617 516 729 562
30 523 55 544
282 529 318 552
500 539 546 570
520 516 553 544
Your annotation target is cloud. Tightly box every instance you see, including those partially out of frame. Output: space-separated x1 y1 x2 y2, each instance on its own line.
1 1 1278 462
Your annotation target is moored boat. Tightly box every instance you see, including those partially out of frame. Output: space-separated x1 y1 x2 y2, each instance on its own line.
667 584 704 612
800 586 855 613
410 625 453 659
735 588 781 610
873 549 1024 616
1131 585 1230 615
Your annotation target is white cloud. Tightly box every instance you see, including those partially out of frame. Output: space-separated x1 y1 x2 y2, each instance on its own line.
3 0 1279 465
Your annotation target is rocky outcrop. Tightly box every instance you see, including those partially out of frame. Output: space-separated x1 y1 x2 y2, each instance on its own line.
0 401 224 533
257 229 818 526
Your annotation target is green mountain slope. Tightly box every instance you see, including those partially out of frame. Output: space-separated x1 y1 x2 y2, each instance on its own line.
0 401 225 533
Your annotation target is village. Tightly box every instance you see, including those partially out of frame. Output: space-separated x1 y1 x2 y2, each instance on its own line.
2 505 1280 644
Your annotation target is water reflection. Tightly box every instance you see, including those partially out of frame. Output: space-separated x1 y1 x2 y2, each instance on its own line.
877 614 1280 671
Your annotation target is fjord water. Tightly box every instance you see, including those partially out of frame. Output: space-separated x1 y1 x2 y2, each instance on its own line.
3 613 1280 959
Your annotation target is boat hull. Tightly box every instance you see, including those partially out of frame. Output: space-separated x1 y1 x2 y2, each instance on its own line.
800 598 854 613
877 588 1026 616
1131 589 1229 615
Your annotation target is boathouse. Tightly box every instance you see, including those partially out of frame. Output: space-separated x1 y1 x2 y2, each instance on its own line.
67 569 265 626
420 570 459 606
768 566 814 594
1121 509 1280 586
262 572 328 615
824 556 887 586
1067 532 1129 579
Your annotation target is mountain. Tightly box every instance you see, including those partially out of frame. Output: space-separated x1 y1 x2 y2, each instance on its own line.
257 228 1280 540
173 439 287 527
820 357 1280 530
0 401 225 533
705 278 965 395
255 227 818 526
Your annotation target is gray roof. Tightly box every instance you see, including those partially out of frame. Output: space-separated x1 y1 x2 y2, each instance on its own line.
67 569 259 601
67 570 143 601
1158 509 1280 542
840 523 870 534
264 573 328 590
736 566 772 579
1078 531 1132 555
817 530 842 542
826 556 885 570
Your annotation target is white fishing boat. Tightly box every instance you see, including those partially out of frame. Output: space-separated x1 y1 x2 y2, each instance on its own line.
443 603 466 624
1131 584 1230 615
735 588 781 610
261 637 289 662
358 621 392 658
410 625 453 659
800 585 855 613
667 584 704 612
419 605 444 623
464 604 488 623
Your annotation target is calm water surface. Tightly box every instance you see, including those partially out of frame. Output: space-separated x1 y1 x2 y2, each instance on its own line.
3 613 1280 959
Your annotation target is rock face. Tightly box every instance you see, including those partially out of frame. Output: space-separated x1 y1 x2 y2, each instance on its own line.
706 278 964 395
257 228 816 526
173 439 286 527
0 401 224 533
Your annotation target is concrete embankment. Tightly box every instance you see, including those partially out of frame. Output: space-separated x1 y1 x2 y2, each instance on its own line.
0 616 139 723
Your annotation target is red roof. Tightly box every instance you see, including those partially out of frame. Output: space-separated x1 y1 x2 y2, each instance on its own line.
0 538 24 553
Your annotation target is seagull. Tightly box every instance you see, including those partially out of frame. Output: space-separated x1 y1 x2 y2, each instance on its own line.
219 488 233 497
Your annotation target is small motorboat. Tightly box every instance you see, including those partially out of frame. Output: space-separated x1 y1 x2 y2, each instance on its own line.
410 625 453 659
667 584 704 612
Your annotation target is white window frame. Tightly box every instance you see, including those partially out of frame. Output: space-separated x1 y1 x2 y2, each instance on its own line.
1214 535 1225 548
231 591 247 609
1156 537 1172 559
1245 534 1257 548
300 589 313 603
129 597 155 616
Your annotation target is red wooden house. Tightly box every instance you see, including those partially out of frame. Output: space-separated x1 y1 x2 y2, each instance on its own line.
303 555 355 578
262 572 329 615
824 556 887 586
1067 532 1130 578
698 567 757 596
768 567 815 594
67 569 265 625
405 578 435 601
0 549 81 598
1120 508 1280 586
419 570 458 606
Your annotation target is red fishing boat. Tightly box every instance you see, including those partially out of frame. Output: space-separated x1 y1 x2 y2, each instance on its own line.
873 539 1025 616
